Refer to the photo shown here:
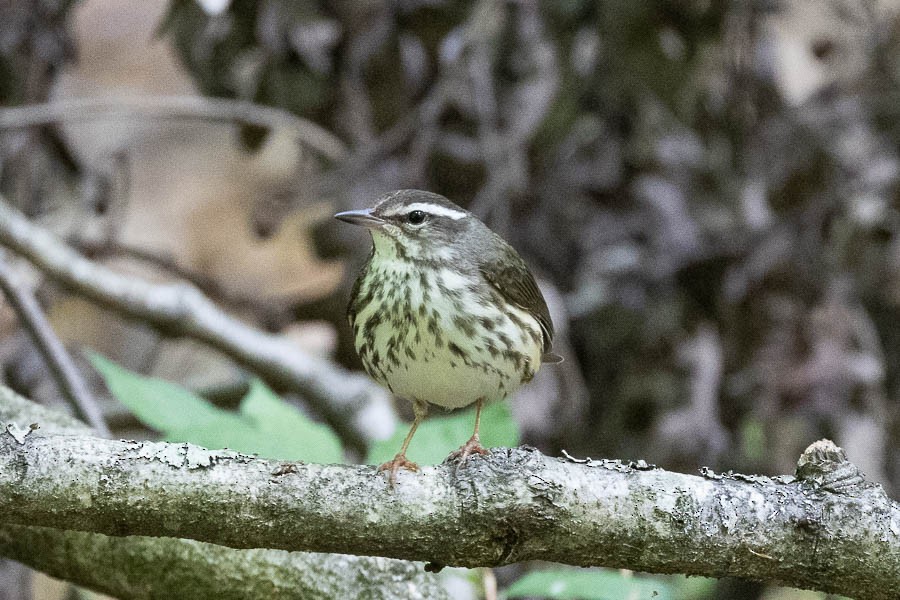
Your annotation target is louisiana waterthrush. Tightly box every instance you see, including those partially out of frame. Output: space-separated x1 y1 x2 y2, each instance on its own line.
336 189 560 483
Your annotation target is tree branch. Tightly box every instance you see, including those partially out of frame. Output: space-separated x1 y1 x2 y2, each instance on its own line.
0 389 896 599
0 525 447 600
0 96 346 162
0 385 445 599
0 256 110 436
0 197 395 451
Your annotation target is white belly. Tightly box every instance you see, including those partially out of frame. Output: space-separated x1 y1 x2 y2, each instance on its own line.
352 262 544 409
384 352 519 409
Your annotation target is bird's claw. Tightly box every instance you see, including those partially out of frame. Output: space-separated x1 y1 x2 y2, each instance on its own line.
377 453 420 486
271 462 299 477
446 435 490 465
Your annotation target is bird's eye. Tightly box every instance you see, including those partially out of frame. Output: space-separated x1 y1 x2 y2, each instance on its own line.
406 210 427 225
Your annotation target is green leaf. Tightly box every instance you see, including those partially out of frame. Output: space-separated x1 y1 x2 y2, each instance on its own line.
90 353 224 432
366 401 519 465
234 379 343 463
504 569 673 600
90 354 342 463
740 416 766 463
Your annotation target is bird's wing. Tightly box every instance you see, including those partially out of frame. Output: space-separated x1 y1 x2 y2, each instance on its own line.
479 249 555 355
347 248 374 324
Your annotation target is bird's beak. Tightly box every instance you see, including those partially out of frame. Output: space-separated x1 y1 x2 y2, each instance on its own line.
334 208 385 228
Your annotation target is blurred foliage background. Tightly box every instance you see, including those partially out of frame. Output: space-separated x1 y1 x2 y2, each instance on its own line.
0 0 897 598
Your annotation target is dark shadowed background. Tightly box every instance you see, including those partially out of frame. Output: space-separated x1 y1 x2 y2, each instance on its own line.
0 1 896 599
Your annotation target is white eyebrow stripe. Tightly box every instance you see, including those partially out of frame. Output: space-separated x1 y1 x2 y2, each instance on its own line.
381 202 468 220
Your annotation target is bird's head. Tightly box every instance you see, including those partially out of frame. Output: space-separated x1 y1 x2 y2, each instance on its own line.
335 189 485 262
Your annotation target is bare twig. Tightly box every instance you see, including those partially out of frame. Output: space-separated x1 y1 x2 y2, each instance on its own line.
0 96 346 162
72 236 300 331
71 238 238 307
315 79 453 197
0 198 395 451
0 256 110 436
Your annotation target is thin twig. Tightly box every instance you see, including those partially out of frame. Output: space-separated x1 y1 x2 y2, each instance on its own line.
71 238 229 304
72 239 301 330
0 198 393 451
0 257 110 436
0 96 346 162
313 76 455 198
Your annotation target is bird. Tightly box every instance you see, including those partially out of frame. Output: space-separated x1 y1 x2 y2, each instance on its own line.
335 189 560 484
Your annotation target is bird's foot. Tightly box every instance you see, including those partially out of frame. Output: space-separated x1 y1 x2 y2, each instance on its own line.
377 453 420 486
271 462 299 477
446 435 490 466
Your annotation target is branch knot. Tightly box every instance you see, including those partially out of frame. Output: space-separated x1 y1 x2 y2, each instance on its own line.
795 439 866 493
